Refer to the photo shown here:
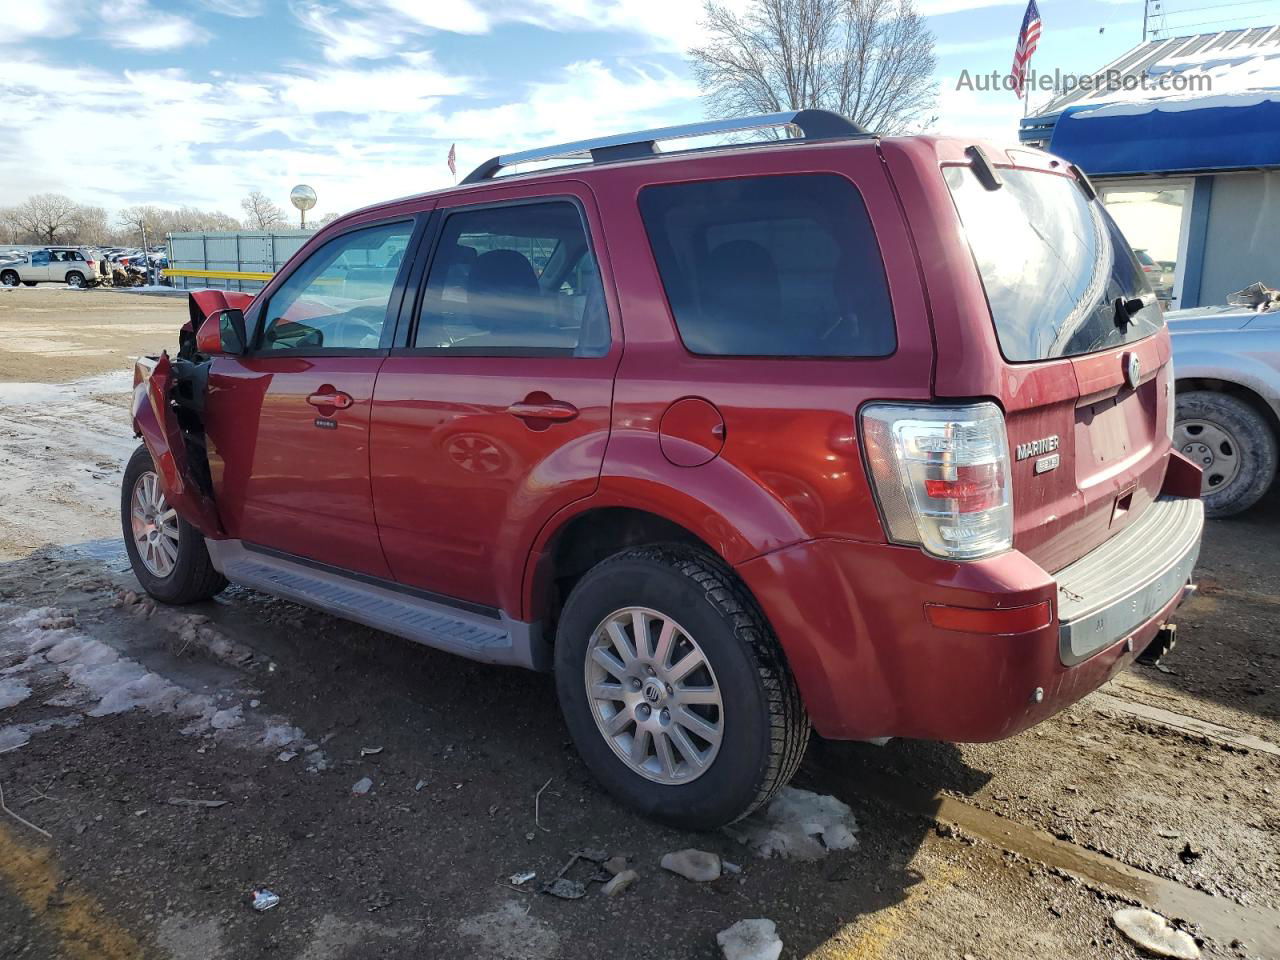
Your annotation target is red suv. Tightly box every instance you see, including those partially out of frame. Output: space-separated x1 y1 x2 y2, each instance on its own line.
124 111 1203 829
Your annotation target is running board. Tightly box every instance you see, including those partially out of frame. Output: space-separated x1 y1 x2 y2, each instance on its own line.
204 540 549 670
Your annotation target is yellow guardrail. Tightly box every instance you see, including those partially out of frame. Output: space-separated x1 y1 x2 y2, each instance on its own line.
162 268 276 282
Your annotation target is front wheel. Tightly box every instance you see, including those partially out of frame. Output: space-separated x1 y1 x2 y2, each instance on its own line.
121 445 227 604
554 546 809 830
0 271 18 287
1175 391 1277 517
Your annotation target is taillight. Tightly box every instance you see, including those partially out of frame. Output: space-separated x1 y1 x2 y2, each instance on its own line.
861 402 1013 560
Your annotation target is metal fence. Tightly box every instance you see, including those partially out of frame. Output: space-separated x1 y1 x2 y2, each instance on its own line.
166 231 313 291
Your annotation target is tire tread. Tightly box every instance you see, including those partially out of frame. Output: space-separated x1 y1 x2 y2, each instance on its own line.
588 544 809 824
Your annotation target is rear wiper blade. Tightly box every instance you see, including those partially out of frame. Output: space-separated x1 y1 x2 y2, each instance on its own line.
1114 294 1149 328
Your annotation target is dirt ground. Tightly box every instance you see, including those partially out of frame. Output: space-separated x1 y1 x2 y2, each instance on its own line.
0 286 1277 960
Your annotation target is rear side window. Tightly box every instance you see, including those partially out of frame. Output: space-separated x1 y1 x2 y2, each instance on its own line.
415 200 609 356
639 174 895 358
944 165 1164 362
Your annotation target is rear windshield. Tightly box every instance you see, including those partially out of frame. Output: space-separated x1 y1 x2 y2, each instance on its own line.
944 165 1163 362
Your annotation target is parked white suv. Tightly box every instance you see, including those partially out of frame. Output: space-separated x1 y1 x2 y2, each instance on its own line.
0 247 104 288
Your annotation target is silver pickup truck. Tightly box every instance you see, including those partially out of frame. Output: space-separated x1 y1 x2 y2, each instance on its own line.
1169 299 1280 517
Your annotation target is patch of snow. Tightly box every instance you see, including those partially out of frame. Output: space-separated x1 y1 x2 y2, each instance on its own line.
1071 89 1280 119
726 786 860 861
0 605 328 767
0 677 32 710
0 715 81 754
717 919 783 960
1112 908 1200 960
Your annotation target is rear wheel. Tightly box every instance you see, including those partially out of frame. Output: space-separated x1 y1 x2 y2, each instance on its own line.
0 271 17 287
21 281 36 287
121 445 227 604
1175 390 1277 517
65 271 86 288
554 545 809 829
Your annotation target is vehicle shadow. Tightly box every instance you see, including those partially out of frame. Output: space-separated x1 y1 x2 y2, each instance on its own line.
0 539 992 959
1135 483 1280 728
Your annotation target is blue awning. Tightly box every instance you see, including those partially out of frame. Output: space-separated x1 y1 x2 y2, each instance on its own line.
1035 93 1280 175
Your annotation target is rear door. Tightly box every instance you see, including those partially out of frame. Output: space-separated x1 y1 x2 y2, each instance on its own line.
200 217 423 577
370 182 620 612
941 158 1174 573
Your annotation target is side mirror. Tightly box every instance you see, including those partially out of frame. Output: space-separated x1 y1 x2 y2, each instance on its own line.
195 308 248 355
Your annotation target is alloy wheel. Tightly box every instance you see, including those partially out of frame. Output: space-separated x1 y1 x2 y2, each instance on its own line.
130 470 179 577
584 606 724 785
1175 418 1241 494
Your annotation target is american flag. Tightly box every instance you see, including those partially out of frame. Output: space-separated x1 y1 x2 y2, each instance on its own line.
1010 0 1042 100
447 143 457 177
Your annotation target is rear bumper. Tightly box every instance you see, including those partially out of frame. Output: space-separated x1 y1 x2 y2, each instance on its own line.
735 495 1203 743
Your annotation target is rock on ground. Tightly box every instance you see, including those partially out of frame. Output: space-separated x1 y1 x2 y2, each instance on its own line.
1112 908 1201 960
660 848 721 882
602 869 637 897
716 918 783 960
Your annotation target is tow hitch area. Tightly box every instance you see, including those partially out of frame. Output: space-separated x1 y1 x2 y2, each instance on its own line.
1138 622 1180 665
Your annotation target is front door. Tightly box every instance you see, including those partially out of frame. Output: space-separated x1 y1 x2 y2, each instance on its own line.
201 217 421 577
371 185 620 612
27 250 52 281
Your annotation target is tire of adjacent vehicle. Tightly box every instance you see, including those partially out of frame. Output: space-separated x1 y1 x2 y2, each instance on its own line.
1177 390 1278 517
22 281 37 287
120 444 228 604
65 271 86 288
554 545 809 830
0 271 17 287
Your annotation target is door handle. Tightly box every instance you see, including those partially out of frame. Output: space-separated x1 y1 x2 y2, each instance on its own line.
506 400 579 423
307 389 354 410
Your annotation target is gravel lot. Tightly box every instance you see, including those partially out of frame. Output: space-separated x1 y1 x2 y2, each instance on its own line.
1 287 1277 959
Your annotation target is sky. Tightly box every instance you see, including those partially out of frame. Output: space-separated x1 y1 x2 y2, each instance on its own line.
0 0 1269 222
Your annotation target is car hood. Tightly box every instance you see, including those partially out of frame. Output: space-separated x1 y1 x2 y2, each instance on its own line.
1165 305 1261 333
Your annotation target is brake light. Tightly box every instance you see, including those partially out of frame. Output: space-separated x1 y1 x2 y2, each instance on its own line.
861 402 1013 560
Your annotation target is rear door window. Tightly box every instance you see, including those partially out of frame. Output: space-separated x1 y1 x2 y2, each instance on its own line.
638 174 895 358
944 165 1164 362
414 200 609 356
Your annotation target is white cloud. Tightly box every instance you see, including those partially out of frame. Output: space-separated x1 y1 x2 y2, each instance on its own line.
0 50 698 219
918 0 1021 15
0 0 87 44
204 0 267 14
105 10 210 51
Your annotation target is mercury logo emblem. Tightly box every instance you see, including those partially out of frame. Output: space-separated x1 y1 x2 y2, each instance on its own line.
642 679 663 704
1124 352 1142 389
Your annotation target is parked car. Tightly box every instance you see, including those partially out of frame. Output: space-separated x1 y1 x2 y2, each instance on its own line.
124 111 1204 829
1168 295 1280 517
0 246 104 287
1134 248 1174 301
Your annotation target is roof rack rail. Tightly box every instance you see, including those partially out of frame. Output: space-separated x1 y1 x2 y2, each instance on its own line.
460 109 869 184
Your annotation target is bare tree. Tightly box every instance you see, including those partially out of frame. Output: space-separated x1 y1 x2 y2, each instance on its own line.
241 190 287 230
689 0 936 136
71 205 111 245
117 205 164 239
7 193 82 243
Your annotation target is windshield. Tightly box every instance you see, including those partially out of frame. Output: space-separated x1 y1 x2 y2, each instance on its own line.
944 164 1163 362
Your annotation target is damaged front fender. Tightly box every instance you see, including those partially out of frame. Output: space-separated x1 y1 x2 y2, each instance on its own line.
131 353 224 537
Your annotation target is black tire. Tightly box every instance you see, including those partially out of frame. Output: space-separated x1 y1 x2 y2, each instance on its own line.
0 270 17 287
22 281 36 287
121 444 227 604
65 271 86 288
554 545 809 830
1176 390 1278 517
